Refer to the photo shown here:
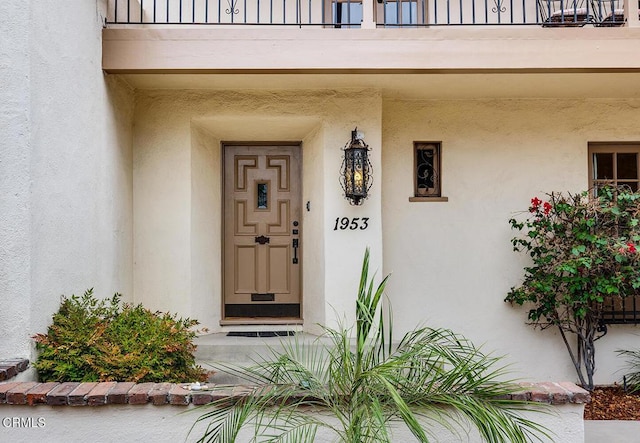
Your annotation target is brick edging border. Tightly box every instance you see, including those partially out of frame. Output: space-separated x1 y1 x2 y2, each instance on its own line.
0 380 590 407
0 359 29 382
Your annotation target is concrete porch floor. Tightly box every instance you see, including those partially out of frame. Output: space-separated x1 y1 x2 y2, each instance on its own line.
194 331 330 384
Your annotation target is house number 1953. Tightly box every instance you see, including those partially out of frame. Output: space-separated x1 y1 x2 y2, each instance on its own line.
333 217 369 231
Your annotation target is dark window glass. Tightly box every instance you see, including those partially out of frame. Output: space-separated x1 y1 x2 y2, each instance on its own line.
416 148 435 189
415 143 441 197
590 144 640 324
594 153 614 180
590 144 640 197
617 153 638 180
619 182 638 192
257 183 268 209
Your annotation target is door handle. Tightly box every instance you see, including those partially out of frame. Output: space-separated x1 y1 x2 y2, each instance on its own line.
292 238 299 264
255 235 270 245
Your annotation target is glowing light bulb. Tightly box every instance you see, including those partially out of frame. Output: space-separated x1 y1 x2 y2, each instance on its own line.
354 170 363 188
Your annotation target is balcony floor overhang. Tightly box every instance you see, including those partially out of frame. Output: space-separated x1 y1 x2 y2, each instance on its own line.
103 27 640 72
103 27 640 99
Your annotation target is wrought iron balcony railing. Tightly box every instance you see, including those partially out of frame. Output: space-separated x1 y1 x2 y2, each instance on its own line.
106 0 633 27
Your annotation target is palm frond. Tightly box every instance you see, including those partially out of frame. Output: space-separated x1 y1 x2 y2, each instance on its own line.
194 248 550 443
193 396 260 443
374 374 430 442
261 422 318 443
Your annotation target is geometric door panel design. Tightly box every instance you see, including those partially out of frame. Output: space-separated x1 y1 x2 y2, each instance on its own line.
234 200 257 235
266 201 290 235
223 144 301 318
267 156 290 191
234 156 258 191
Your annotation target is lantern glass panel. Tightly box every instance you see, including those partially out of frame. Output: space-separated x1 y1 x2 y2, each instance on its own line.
341 130 372 205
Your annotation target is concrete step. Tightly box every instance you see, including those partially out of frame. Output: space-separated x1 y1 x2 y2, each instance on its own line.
194 332 331 385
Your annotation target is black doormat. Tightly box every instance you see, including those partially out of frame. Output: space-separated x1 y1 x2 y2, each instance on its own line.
226 331 296 338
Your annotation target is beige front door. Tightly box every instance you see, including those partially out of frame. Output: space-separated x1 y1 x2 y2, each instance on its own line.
223 144 302 319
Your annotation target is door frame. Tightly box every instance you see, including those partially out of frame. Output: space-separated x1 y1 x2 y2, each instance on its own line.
220 141 304 324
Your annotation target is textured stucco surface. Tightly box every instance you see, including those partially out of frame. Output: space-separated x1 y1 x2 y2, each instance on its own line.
132 89 640 384
3 0 640 394
382 97 640 385
0 402 584 443
0 0 134 360
102 26 640 72
133 89 383 332
0 0 32 360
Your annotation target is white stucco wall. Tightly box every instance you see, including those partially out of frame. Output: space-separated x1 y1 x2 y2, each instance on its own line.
0 402 584 443
131 89 640 384
190 124 221 331
321 94 384 332
0 0 134 360
133 89 383 332
3 0 638 397
382 98 640 385
0 1 33 360
301 125 326 334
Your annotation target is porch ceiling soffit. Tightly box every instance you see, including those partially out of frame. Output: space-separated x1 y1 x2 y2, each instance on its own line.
102 27 640 73
120 72 640 100
192 116 321 140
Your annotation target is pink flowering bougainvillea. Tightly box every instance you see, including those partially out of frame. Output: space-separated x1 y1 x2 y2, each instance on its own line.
506 187 640 391
530 197 542 212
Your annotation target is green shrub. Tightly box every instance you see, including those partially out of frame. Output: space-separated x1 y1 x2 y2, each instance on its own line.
33 289 208 383
506 187 640 390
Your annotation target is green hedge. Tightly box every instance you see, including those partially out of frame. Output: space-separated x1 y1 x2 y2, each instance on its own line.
33 289 208 383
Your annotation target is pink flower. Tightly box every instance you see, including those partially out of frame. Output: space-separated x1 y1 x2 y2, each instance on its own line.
530 197 542 212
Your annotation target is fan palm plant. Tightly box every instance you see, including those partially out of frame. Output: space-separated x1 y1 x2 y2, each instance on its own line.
193 249 549 443
617 348 640 392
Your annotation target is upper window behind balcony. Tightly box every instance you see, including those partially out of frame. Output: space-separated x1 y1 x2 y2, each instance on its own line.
334 0 363 27
378 0 424 26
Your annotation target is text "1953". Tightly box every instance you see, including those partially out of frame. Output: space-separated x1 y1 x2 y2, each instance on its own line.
333 217 369 231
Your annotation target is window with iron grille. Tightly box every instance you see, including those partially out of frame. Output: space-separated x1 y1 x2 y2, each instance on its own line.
589 143 640 324
414 142 442 197
600 296 640 325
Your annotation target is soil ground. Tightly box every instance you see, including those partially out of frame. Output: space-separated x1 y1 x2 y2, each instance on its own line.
584 386 640 420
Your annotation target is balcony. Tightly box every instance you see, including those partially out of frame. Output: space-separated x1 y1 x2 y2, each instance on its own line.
102 0 640 94
106 0 639 27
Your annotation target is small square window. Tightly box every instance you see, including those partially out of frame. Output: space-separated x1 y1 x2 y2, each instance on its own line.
411 142 445 199
589 144 640 193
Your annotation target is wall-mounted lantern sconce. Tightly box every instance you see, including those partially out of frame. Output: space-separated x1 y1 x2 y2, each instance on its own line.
340 128 372 206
